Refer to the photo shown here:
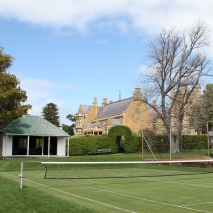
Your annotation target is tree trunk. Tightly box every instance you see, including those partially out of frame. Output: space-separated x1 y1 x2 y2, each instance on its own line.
170 135 180 154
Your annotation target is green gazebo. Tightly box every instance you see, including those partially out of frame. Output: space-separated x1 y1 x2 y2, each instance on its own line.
0 115 69 158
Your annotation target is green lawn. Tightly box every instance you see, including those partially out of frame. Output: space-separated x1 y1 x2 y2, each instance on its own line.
1 152 213 213
0 175 97 213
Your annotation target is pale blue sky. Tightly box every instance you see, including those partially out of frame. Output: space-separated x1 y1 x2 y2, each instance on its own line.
0 1 213 125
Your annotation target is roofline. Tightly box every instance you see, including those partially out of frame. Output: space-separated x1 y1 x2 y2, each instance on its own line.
93 97 134 120
2 132 69 137
93 114 123 122
104 97 133 106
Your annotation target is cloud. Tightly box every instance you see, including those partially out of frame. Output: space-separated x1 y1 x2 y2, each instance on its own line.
19 77 78 102
20 77 77 89
0 0 213 34
16 77 79 124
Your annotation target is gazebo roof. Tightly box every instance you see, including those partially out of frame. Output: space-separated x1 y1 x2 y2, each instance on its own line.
0 115 69 137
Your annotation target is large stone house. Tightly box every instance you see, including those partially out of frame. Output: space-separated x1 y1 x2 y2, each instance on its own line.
75 86 201 136
75 88 154 135
170 84 201 134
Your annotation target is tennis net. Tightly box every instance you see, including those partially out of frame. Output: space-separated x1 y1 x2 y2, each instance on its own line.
41 159 213 179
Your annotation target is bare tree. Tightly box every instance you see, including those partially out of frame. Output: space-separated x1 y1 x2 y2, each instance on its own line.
138 21 212 153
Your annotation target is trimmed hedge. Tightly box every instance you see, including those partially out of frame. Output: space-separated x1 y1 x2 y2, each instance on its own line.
125 135 141 153
69 134 119 156
182 135 208 150
108 125 132 141
69 136 99 155
69 131 209 155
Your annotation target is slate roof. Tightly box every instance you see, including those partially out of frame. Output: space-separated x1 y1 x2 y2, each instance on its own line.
94 97 134 120
81 105 92 113
0 116 69 136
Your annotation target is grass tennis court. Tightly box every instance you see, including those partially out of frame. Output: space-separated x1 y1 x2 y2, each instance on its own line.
1 153 213 213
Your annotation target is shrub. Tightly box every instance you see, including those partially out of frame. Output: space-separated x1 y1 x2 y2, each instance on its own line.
108 125 132 142
182 135 208 150
125 135 141 153
68 132 209 156
97 135 118 153
69 136 99 155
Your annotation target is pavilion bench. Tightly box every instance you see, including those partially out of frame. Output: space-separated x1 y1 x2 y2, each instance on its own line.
97 149 111 154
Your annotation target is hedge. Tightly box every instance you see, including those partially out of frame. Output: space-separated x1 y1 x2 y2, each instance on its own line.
182 135 208 150
125 135 141 153
69 134 119 156
68 132 209 156
108 125 132 142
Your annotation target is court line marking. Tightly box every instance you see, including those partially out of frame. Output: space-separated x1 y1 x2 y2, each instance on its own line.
2 171 213 213
22 171 213 189
181 202 213 207
57 179 213 213
140 177 213 188
2 172 135 213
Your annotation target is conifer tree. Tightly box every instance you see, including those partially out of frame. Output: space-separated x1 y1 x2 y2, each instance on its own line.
41 103 60 126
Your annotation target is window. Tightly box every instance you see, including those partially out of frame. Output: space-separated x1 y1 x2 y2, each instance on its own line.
18 138 27 148
36 138 43 148
135 108 142 116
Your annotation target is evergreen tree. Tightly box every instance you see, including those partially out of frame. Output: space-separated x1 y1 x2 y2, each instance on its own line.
0 47 32 129
191 84 213 132
62 124 74 136
41 103 60 126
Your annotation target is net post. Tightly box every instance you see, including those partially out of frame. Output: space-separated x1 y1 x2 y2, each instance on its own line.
41 162 48 179
19 161 23 189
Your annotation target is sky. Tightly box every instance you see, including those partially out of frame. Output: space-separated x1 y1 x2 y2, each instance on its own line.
0 0 213 125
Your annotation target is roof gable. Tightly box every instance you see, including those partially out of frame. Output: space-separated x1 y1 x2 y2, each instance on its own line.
94 97 134 120
81 105 92 113
1 116 69 136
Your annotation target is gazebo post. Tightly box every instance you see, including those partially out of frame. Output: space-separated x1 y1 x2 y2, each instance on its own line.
27 136 30 156
4 133 7 158
42 137 44 156
48 136 50 157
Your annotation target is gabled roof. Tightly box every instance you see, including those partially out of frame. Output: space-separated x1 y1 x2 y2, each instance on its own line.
81 105 92 113
0 116 69 137
94 97 134 120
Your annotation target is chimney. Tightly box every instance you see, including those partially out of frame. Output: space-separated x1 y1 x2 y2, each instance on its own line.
195 84 201 93
133 88 142 101
109 101 113 104
152 100 157 108
93 97 97 106
102 98 107 107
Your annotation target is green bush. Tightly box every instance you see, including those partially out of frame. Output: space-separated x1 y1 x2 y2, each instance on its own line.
108 125 132 142
68 132 209 156
182 135 208 150
125 135 141 153
97 135 118 153
69 136 99 155
69 135 118 155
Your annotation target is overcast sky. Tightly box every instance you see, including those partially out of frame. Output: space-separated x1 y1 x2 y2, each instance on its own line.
0 0 213 125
